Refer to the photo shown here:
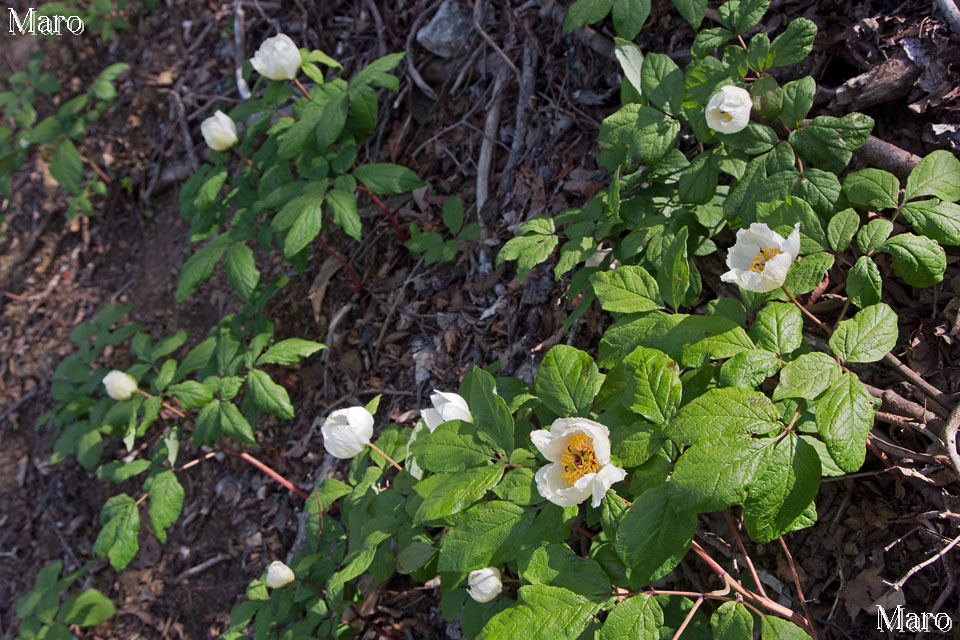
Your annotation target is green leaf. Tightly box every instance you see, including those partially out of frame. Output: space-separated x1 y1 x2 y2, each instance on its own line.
411 420 491 472
726 0 770 33
166 381 213 410
477 585 602 640
692 27 734 57
672 0 707 28
492 468 542 505
856 218 893 254
773 352 842 401
590 266 663 313
614 484 696 585
789 113 874 174
257 338 326 365
779 76 815 129
783 251 834 295
90 63 129 100
94 494 140 570
614 38 644 97
598 104 681 166
826 208 859 252
749 302 802 355
469 367 515 455
762 616 813 640
845 256 882 309
617 346 682 425
878 233 946 287
612 0 651 39
224 243 260 300
535 345 602 417
497 232 558 278
749 74 782 118
414 466 504 525
641 53 684 116
665 387 780 445
219 401 256 445
353 163 424 194
743 434 820 542
327 188 361 241
76 429 103 471
563 0 613 31
443 196 464 235
599 594 664 640
711 602 754 639
519 543 611 596
57 589 117 627
175 235 230 302
816 373 875 472
905 149 960 202
658 225 689 310
671 435 766 512
283 197 323 258
829 303 898 363
842 168 900 210
724 123 778 155
50 138 84 196
678 150 719 205
438 501 527 583
768 18 817 67
247 369 294 420
148 470 184 544
718 349 781 389
900 199 960 246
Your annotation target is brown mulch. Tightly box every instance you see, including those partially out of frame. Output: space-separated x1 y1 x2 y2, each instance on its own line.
1 0 959 638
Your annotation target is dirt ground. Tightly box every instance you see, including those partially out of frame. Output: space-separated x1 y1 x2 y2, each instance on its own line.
2 0 960 638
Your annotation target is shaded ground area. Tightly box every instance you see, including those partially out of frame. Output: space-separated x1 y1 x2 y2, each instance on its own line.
1 0 959 638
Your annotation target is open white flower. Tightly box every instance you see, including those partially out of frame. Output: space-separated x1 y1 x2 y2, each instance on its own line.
251 33 301 81
530 418 626 508
705 85 752 134
421 391 472 433
467 567 502 603
103 370 137 401
265 560 295 588
721 222 801 293
200 110 238 151
321 406 374 458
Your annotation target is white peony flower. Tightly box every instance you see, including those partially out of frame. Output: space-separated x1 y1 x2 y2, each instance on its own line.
705 85 752 134
721 222 801 293
421 391 473 433
200 110 238 151
467 567 502 603
251 33 302 81
321 406 374 458
530 417 626 508
585 248 618 269
102 370 138 401
265 560 295 588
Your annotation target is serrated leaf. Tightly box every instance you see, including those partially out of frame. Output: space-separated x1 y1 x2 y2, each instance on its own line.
478 585 602 640
614 484 696 584
246 369 294 420
599 594 663 640
773 352 841 401
749 302 802 355
743 434 820 542
283 197 323 258
665 387 780 445
642 53 684 116
900 199 960 246
414 466 504 525
353 163 424 194
672 0 707 28
719 349 781 389
590 266 663 313
658 225 689 310
519 543 611 595
671 435 766 512
856 218 893 254
762 616 813 640
598 104 681 166
411 420 491 472
826 208 859 252
783 251 834 295
256 338 326 365
905 149 960 202
148 470 184 544
816 373 875 472
878 232 946 287
166 381 213 410
614 37 644 96
789 113 874 174
327 188 361 241
692 27 734 57
768 18 817 67
438 501 527 583
535 345 602 417
829 303 898 363
842 168 900 210
497 233 558 278
846 255 882 309
175 235 231 303
50 138 84 195
612 0 651 39
219 401 256 445
619 346 682 425
94 494 140 570
58 589 117 627
780 76 815 129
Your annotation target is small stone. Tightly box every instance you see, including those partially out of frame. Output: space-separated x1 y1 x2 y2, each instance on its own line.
416 0 474 59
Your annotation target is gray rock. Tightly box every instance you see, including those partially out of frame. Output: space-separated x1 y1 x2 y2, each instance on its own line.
416 0 474 58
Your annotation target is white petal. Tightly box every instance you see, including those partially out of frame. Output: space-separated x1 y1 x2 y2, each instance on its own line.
467 567 502 603
530 429 564 463
321 407 373 458
590 464 627 508
535 463 593 507
421 407 442 433
782 223 802 259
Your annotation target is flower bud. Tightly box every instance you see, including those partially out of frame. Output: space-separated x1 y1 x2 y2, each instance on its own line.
705 85 752 134
321 406 374 458
251 33 301 81
421 391 472 433
265 560 295 588
200 110 238 151
467 567 502 603
103 370 138 401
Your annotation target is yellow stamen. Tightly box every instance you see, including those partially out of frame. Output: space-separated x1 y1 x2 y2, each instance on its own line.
749 247 782 273
560 433 601 486
722 111 733 122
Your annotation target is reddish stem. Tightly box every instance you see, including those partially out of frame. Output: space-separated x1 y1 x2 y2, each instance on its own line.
219 444 308 499
292 77 312 100
231 147 260 172
358 182 408 241
317 236 364 292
